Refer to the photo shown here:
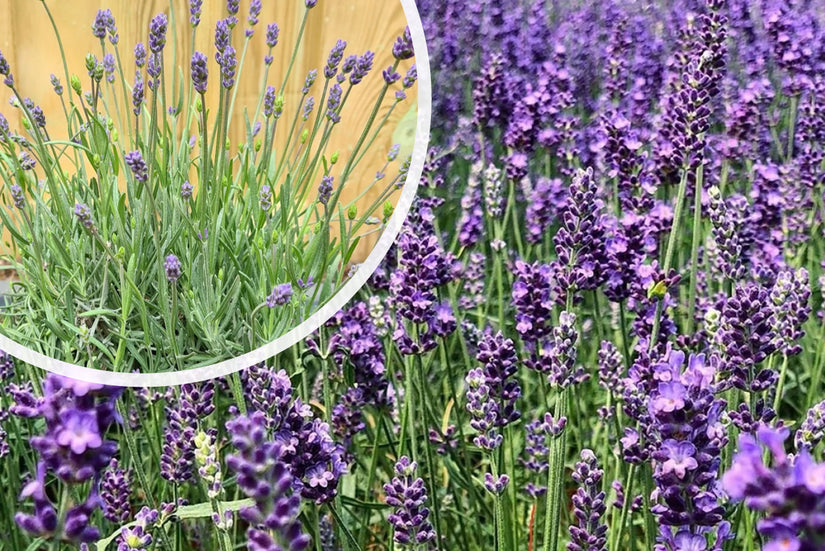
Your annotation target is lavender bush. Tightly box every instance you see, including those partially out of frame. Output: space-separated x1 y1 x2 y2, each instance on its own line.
0 0 415 373
4 0 825 550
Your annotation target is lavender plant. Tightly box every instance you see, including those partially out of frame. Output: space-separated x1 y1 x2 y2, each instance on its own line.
5 0 825 550
0 1 416 373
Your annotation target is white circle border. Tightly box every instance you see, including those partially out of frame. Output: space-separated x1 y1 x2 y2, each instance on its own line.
0 0 431 387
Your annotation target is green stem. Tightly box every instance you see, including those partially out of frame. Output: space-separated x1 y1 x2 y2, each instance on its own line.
542 390 568 551
686 163 704 335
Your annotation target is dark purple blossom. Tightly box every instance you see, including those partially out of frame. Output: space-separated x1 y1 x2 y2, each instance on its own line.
101 459 131 523
568 450 607 551
226 411 311 551
384 456 436 546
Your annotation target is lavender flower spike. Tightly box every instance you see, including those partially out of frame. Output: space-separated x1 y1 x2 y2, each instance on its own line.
148 14 168 54
384 456 436 546
124 150 148 183
190 0 203 27
164 254 181 283
191 52 208 95
568 450 607 551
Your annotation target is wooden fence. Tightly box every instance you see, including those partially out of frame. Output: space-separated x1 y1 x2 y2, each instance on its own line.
0 0 416 261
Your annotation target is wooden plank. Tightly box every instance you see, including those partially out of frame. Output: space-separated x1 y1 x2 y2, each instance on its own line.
1 0 416 261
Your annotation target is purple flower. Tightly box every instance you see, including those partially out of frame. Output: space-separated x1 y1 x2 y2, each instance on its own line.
512 260 555 345
164 254 181 282
326 83 342 123
134 43 147 69
302 69 318 94
258 184 272 211
10 184 24 209
191 51 208 94
0 49 13 87
22 98 46 128
132 72 144 115
0 349 14 379
91 10 109 39
797 400 825 451
484 473 510 495
247 0 261 30
55 409 103 454
325 40 346 79
660 440 698 479
402 65 417 89
651 381 686 414
318 175 333 205
349 51 375 85
723 426 825 550
552 167 607 304
15 376 122 542
393 27 414 60
568 450 607 551
181 180 194 200
215 17 233 54
384 457 436 545
266 283 293 308
266 22 280 50
302 96 315 121
227 412 310 550
100 459 131 523
190 0 203 27
148 14 168 54
74 203 94 230
124 150 148 183
118 506 157 551
219 46 237 89
92 9 117 43
263 85 277 118
49 74 63 96
521 413 566 497
642 351 728 545
769 269 811 357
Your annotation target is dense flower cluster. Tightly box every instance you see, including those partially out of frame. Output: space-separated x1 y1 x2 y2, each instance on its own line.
383 456 436 547
241 364 346 503
723 426 825 551
13 376 122 542
226 411 311 551
465 332 521 451
568 450 607 551
647 352 729 550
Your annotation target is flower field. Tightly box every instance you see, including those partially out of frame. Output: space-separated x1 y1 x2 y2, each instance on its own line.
3 0 825 550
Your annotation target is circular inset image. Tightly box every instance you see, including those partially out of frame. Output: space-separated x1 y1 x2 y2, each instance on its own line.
0 0 429 384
